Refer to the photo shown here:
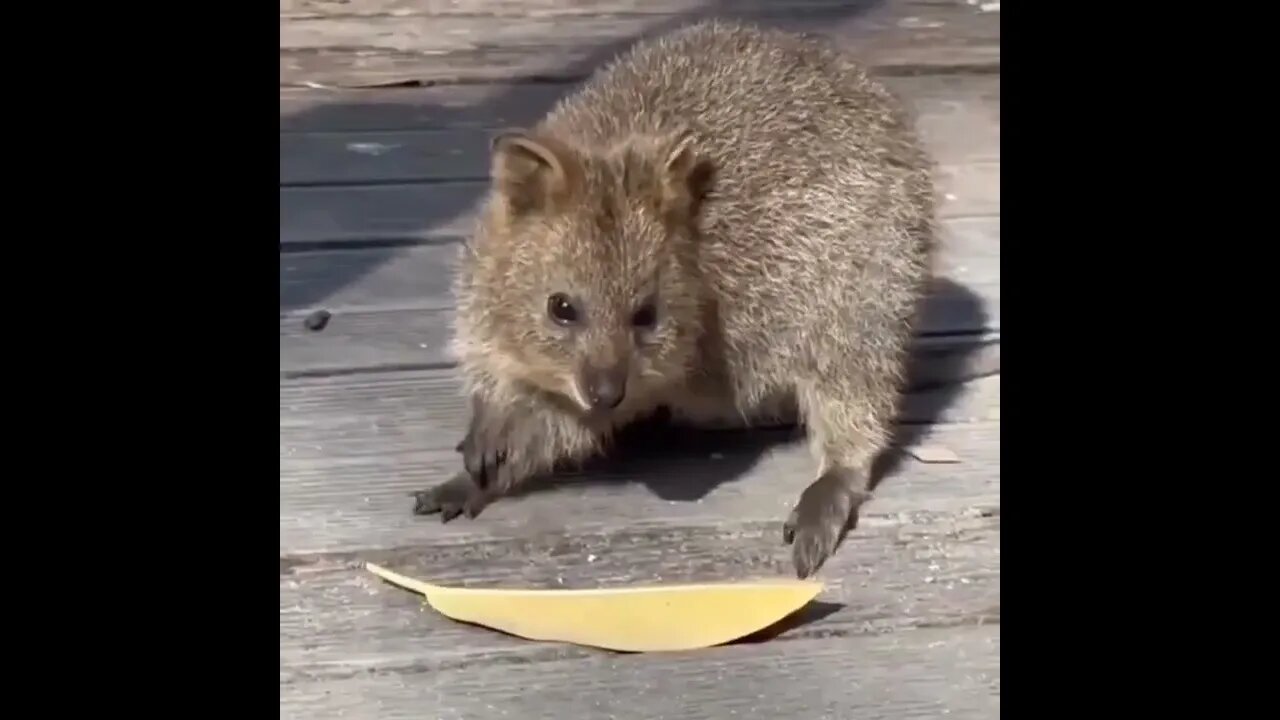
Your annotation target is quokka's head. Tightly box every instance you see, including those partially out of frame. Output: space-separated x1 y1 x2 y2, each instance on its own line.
457 127 716 419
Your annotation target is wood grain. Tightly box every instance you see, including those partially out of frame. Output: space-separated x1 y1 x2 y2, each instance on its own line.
280 367 999 453
280 362 999 554
280 0 1000 87
281 74 998 185
279 303 1000 384
281 514 999 679
278 168 997 236
281 623 1000 719
281 0 967 20
280 72 999 134
278 216 1000 337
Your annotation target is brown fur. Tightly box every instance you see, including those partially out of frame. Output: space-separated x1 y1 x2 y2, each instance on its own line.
412 19 937 578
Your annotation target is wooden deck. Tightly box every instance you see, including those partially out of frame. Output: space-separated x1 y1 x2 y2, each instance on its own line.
280 1 1000 717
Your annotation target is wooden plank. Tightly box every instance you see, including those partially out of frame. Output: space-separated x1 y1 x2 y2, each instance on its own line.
280 74 999 185
280 624 1000 719
280 363 999 554
280 1 1000 87
281 306 458 371
280 303 1000 384
281 513 998 678
278 182 480 245
938 163 999 218
278 165 998 245
278 243 462 313
280 72 998 133
277 307 1001 372
280 82 559 133
279 265 997 339
280 367 999 456
279 217 1000 334
281 0 960 20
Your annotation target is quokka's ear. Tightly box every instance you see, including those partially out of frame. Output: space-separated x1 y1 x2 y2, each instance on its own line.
489 130 582 216
653 129 716 222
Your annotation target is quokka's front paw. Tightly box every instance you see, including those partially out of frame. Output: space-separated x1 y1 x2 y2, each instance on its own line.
411 472 490 522
458 403 550 493
457 408 511 490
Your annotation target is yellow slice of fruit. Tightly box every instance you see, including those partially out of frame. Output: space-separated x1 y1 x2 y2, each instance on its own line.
365 562 823 653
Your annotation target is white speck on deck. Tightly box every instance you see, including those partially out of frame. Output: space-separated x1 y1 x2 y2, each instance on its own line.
346 142 401 156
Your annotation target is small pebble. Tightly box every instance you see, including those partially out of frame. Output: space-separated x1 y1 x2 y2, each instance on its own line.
304 309 332 332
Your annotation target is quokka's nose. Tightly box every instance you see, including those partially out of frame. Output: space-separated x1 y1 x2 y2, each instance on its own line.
582 365 627 409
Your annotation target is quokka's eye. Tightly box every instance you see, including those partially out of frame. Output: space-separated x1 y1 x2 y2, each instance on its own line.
547 293 579 325
631 302 657 329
